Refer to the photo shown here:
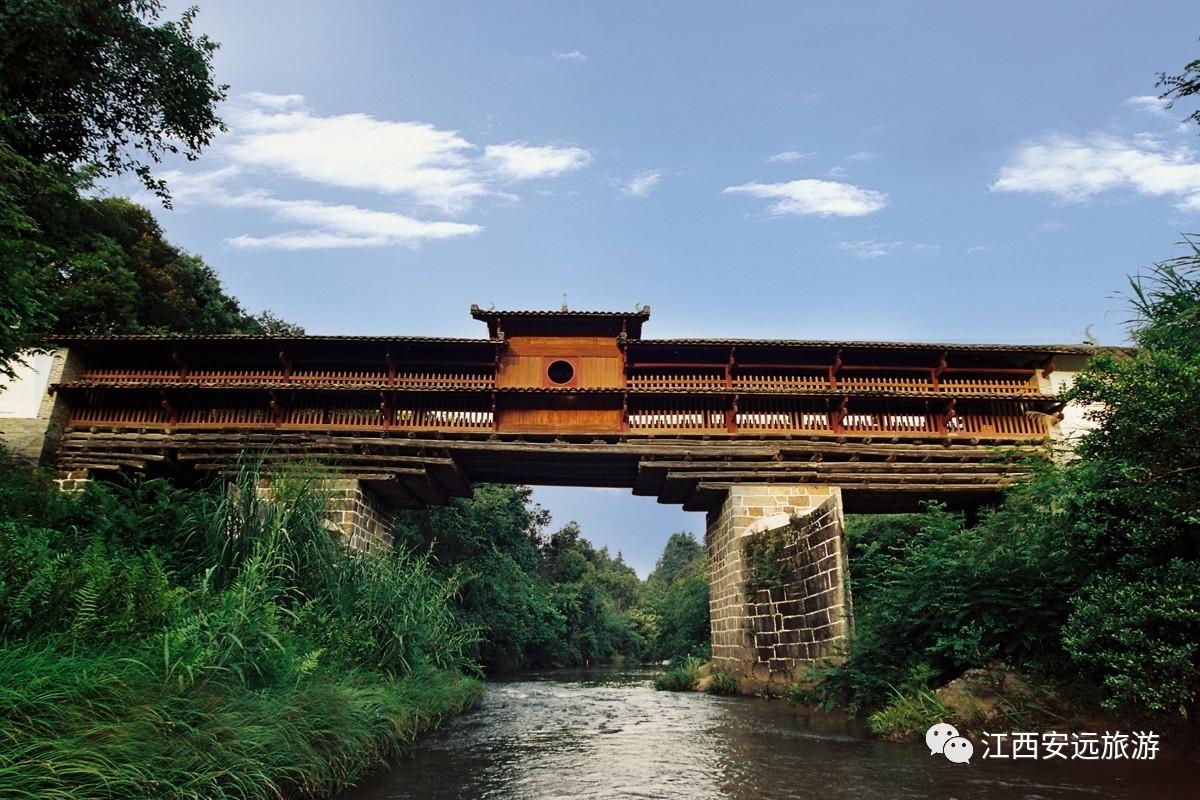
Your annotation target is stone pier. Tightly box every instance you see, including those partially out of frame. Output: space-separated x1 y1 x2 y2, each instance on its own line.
325 479 396 553
706 484 853 694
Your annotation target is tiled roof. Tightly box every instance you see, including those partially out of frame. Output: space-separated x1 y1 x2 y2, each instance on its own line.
50 334 502 344
469 306 650 319
631 338 1120 354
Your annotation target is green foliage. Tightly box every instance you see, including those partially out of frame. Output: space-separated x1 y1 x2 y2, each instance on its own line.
649 572 711 662
705 667 737 695
819 492 1078 713
866 689 955 738
1047 242 1200 717
1062 560 1200 716
0 454 481 798
1159 47 1200 131
0 143 63 378
741 523 794 596
653 655 706 692
646 531 705 588
817 240 1200 724
397 485 647 671
642 532 710 663
0 2 299 374
0 0 226 199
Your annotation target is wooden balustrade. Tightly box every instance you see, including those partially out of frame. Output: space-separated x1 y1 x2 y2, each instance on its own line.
626 370 1041 396
736 397 829 432
77 368 184 384
938 376 1039 394
733 373 829 391
392 397 492 430
627 397 725 431
391 371 492 388
77 366 1039 396
949 402 1047 436
628 372 723 390
76 367 494 388
68 393 493 431
68 394 1046 437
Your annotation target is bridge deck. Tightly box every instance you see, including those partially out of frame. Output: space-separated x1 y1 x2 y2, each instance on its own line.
54 427 1043 514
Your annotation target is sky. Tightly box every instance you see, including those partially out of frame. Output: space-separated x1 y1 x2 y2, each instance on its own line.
113 1 1200 575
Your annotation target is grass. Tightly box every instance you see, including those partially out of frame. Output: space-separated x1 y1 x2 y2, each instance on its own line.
867 689 954 739
654 655 706 691
705 668 737 695
0 641 481 799
866 667 1076 740
0 457 484 799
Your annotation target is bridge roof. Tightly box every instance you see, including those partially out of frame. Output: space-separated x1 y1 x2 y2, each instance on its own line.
632 338 1110 355
470 306 651 338
51 334 502 344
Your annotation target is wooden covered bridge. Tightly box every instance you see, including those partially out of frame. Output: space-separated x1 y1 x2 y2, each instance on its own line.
22 306 1093 692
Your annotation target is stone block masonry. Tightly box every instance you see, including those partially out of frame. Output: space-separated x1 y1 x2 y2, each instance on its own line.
251 476 396 553
325 479 396 553
0 348 84 467
54 469 93 496
706 484 853 694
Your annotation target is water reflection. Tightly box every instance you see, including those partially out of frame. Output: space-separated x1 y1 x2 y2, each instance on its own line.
339 667 1191 800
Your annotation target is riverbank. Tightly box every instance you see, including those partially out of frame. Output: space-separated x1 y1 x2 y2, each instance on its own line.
1 646 481 799
0 457 483 799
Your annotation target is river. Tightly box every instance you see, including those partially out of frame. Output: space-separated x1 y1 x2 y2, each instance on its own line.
339 667 1191 800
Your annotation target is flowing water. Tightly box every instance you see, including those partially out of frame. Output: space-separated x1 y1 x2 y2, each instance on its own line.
339 667 1191 800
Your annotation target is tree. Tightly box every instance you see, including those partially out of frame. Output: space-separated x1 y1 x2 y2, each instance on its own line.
0 0 226 201
50 197 295 336
1159 49 1200 130
0 4 302 373
646 532 705 589
1050 243 1200 716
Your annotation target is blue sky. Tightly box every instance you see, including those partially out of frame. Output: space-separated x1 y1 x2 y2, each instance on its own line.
121 1 1200 574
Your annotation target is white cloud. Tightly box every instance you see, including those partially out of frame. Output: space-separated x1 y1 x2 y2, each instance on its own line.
227 99 484 214
723 178 887 217
484 143 594 180
767 150 816 163
991 133 1200 211
162 93 593 249
552 50 588 62
846 150 877 162
239 92 307 111
619 169 664 197
836 240 939 259
1126 95 1170 117
223 195 482 249
837 239 902 259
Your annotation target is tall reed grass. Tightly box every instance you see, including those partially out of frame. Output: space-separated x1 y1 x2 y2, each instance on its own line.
0 458 481 799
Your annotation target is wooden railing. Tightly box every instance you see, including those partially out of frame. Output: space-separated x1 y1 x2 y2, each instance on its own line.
628 372 724 391
734 373 829 391
735 397 830 432
70 395 493 431
626 370 1040 395
71 395 1046 437
627 396 726 431
76 368 493 389
949 402 1046 436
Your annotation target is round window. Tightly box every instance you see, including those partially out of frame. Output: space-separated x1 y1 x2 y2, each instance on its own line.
547 360 575 385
